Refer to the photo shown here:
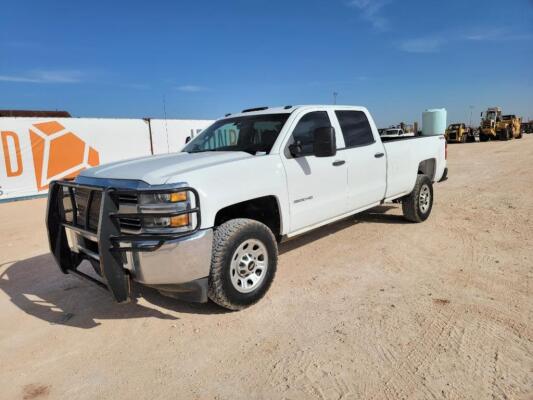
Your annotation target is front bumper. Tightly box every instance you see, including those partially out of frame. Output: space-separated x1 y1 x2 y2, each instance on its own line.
46 180 212 303
123 229 212 285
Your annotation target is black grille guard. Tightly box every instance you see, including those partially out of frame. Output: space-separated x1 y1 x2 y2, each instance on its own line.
46 180 201 302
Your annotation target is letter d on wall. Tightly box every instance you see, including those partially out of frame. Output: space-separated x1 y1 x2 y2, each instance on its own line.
1 131 23 177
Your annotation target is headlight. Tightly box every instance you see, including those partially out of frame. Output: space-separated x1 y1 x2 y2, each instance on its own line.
140 191 188 204
143 214 190 229
138 190 196 233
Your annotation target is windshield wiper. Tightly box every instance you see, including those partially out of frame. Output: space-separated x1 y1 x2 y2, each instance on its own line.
186 149 218 154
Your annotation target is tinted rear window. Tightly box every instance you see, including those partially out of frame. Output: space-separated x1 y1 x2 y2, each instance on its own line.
335 110 375 148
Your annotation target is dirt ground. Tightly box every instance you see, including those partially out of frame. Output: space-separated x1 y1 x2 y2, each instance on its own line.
1 136 532 400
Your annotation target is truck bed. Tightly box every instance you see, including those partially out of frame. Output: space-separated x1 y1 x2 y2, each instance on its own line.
380 135 423 142
382 135 446 199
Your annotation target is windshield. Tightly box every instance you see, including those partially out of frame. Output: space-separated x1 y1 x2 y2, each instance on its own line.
449 124 461 129
486 111 497 120
183 114 290 155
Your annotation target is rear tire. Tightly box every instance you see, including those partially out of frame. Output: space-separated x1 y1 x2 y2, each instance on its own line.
479 133 489 142
402 175 434 223
208 218 278 310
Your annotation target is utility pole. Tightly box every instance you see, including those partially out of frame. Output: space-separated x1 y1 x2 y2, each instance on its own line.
469 105 474 127
333 91 338 105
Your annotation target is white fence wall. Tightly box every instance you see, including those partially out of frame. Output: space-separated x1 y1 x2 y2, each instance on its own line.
150 119 213 154
0 117 213 201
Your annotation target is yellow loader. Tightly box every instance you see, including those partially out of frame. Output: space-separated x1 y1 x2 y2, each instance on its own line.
445 123 474 143
479 107 522 141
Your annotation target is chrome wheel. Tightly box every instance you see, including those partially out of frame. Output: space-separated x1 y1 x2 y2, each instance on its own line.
230 239 268 293
419 184 431 213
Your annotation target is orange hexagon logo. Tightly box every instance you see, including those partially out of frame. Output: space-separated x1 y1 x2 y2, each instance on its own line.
29 121 99 191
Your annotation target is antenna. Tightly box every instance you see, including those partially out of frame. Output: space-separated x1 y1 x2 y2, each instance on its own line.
163 94 169 153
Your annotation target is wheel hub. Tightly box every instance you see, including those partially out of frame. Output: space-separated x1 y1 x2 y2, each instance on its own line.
230 239 269 293
419 184 431 213
236 254 258 277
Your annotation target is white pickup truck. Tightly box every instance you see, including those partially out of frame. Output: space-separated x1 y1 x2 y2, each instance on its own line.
46 105 447 310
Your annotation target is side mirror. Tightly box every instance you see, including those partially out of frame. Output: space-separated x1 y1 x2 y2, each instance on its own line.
313 126 336 157
289 140 303 158
185 136 192 144
480 112 483 117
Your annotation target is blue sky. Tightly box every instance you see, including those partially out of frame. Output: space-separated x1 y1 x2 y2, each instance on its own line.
1 0 532 126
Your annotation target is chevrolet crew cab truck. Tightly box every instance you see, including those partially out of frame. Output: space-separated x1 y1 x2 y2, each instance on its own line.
46 105 447 310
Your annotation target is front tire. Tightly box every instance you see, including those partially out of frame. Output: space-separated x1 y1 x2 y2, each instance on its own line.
208 218 278 310
402 175 434 223
500 126 511 141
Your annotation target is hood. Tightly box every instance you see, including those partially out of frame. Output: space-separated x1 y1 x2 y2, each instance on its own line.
79 151 252 185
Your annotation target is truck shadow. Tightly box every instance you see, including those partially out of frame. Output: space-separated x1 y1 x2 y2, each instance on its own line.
0 206 408 328
0 254 226 329
279 205 406 254
355 205 409 225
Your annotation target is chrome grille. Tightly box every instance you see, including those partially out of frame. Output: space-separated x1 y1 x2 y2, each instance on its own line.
72 188 140 233
117 193 140 232
119 217 142 232
118 193 138 204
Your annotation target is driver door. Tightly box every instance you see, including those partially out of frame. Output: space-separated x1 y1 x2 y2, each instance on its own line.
281 110 348 233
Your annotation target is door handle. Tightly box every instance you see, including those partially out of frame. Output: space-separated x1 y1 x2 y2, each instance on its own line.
374 152 385 158
332 160 345 166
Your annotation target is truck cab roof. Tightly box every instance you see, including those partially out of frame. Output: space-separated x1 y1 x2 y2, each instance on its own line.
221 105 369 119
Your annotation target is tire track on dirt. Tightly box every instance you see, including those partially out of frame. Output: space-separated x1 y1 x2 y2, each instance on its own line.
267 346 360 400
365 206 482 400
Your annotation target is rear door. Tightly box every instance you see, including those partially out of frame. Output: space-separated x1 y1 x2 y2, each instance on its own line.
281 110 348 233
334 109 386 210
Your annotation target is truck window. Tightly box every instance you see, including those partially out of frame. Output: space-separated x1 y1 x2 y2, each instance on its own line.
335 110 375 148
291 111 332 156
210 121 241 148
183 114 289 154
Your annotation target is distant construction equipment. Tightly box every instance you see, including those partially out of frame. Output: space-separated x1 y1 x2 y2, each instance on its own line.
479 107 522 141
445 123 475 143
